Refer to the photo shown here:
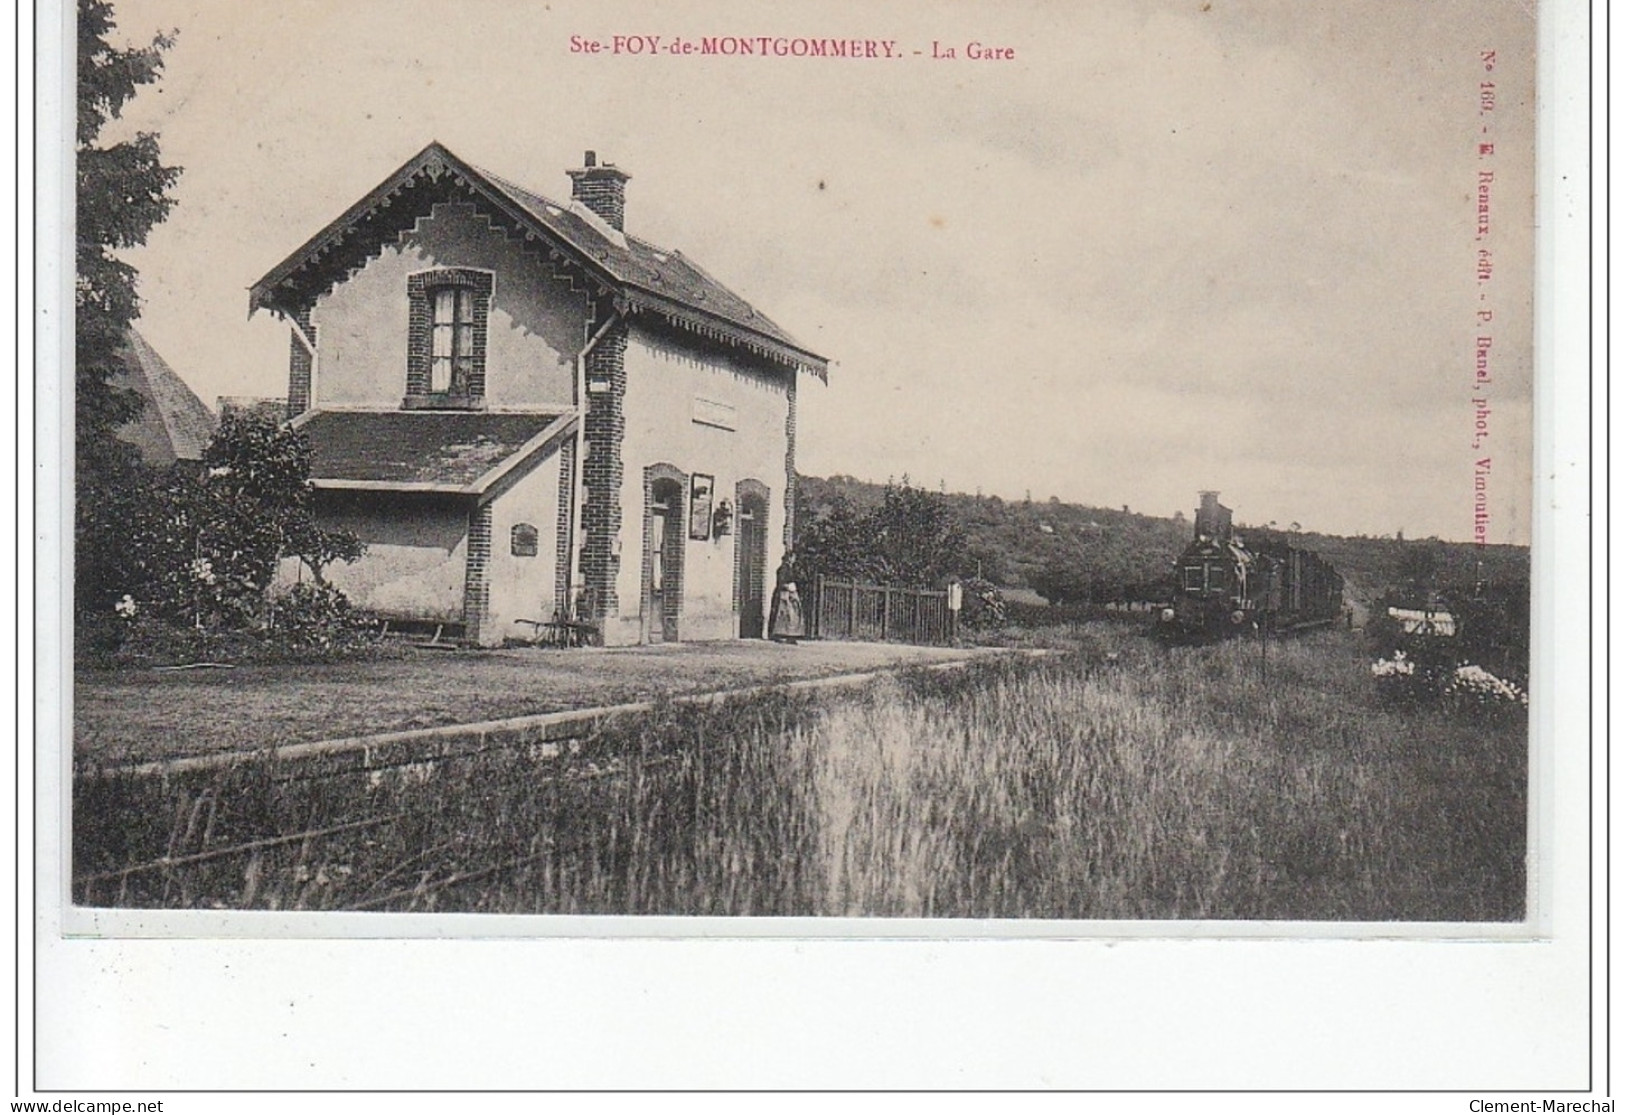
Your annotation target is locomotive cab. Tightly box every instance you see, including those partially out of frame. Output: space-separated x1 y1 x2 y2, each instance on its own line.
1160 535 1256 639
1180 553 1243 596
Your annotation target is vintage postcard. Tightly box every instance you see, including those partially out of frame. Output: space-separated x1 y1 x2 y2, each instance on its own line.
35 0 1593 1092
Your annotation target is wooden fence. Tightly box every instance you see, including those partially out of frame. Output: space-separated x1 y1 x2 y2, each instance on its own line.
809 576 958 646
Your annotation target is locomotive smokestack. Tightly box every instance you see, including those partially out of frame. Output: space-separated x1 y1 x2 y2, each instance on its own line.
1195 490 1233 542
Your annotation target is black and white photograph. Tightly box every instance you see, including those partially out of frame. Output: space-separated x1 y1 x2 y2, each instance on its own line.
34 0 1593 1094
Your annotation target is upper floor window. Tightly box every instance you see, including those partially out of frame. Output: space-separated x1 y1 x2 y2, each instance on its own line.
431 287 476 394
406 269 493 409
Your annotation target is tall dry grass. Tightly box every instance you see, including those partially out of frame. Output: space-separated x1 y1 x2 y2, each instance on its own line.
791 633 1523 919
74 627 1525 919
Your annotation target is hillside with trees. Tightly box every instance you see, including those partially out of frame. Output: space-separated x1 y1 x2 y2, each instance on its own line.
795 474 1530 607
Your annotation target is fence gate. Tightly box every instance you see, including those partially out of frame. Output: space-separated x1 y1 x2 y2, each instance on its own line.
809 576 957 646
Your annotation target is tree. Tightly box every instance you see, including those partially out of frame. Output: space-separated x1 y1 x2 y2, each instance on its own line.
75 0 181 632
76 0 181 443
867 479 965 585
1397 540 1442 602
198 413 365 590
794 494 881 584
1029 561 1091 606
961 542 1007 586
795 479 965 586
109 414 363 630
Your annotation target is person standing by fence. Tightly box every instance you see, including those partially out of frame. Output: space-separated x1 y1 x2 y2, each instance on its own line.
768 549 805 644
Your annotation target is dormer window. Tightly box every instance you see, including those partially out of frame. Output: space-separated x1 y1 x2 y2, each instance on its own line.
405 269 493 409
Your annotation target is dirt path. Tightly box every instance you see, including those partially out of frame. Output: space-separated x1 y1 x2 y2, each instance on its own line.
74 640 994 765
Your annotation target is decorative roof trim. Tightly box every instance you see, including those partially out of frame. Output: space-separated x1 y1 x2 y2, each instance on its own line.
248 142 616 317
248 142 829 377
623 289 829 380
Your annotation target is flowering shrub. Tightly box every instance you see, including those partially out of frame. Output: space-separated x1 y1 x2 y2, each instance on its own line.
1371 652 1526 714
78 414 369 664
1367 585 1529 712
1444 664 1528 710
1370 649 1435 704
1370 651 1416 677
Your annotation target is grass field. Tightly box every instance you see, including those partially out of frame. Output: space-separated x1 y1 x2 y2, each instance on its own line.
73 624 1527 920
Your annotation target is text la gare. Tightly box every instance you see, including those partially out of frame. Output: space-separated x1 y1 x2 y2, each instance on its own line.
932 41 1016 60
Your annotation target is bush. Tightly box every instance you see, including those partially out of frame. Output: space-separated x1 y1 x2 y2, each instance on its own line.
1442 663 1528 714
1367 590 1527 716
92 590 385 668
268 582 375 654
78 413 367 662
1004 600 1103 628
98 614 262 668
957 576 1006 629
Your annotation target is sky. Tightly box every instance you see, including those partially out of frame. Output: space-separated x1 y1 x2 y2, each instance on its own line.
82 0 1537 543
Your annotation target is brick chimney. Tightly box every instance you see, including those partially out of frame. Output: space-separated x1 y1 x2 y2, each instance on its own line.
567 150 631 231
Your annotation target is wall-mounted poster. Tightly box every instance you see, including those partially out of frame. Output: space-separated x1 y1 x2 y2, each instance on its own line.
688 473 714 541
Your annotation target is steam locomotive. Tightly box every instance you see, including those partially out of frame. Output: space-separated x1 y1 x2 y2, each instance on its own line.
1157 492 1345 641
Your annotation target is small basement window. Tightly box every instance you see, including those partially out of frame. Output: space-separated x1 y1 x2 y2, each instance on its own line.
511 523 539 557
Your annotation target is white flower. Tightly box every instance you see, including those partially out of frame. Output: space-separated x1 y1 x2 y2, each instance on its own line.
189 558 217 585
114 595 137 618
207 466 232 479
1447 663 1527 707
1371 652 1415 677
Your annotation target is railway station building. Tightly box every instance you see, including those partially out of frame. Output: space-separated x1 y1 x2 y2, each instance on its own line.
249 142 828 646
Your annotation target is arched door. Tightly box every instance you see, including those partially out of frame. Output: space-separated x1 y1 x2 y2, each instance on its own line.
736 488 769 638
646 477 684 643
